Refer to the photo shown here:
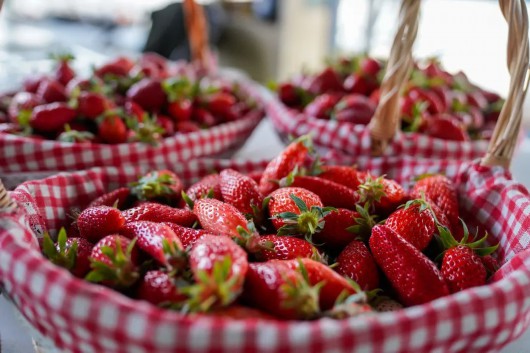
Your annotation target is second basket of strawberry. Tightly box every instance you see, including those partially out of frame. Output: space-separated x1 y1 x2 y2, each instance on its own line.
266 0 521 161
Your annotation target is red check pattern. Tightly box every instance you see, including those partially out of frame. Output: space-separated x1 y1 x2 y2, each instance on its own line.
0 70 266 178
1 157 529 353
265 91 524 160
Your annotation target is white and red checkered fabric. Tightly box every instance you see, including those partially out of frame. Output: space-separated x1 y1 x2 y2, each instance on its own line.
1 157 529 353
266 92 501 160
0 70 266 179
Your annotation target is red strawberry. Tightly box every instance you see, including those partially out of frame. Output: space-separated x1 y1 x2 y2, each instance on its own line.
411 174 460 233
98 114 127 144
121 221 185 268
130 170 184 205
30 103 77 132
86 234 139 288
304 93 341 120
343 73 378 96
124 101 145 121
137 270 187 306
259 136 311 195
41 228 93 278
419 114 469 141
122 202 196 227
77 92 109 119
54 54 76 86
442 245 486 293
127 78 167 112
385 199 438 251
372 297 403 312
254 235 320 261
317 165 361 190
315 206 375 249
408 87 446 114
360 57 382 76
333 94 376 125
77 205 126 243
163 223 209 250
305 67 344 95
155 114 175 137
184 174 222 204
167 99 192 122
8 92 44 124
206 92 237 122
88 187 131 209
186 235 248 311
94 57 134 78
286 176 359 209
369 225 449 306
219 169 263 216
358 174 407 215
23 75 48 93
268 187 331 238
37 79 67 103
336 240 379 291
278 82 305 107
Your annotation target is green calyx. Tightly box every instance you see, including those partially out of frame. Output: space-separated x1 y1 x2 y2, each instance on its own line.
161 238 188 273
274 194 335 241
162 77 193 102
42 228 77 271
130 172 176 201
437 220 498 258
85 238 139 289
180 256 240 313
358 175 387 208
233 222 269 253
125 113 164 146
58 124 95 143
346 203 377 239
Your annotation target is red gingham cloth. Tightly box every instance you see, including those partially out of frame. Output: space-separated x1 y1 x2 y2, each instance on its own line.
0 70 267 182
265 91 515 160
1 157 530 353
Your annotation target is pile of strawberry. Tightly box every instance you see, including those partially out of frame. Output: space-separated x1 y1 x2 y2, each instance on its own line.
276 55 504 141
0 53 259 144
42 137 499 320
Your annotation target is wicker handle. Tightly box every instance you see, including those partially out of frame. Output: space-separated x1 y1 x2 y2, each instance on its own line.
183 0 213 71
368 0 421 156
481 0 530 169
0 179 16 211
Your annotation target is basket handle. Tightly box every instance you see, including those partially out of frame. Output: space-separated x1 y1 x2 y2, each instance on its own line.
183 0 214 72
368 0 421 156
0 179 16 211
481 0 530 169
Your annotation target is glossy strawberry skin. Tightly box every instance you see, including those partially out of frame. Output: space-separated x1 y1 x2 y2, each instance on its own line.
289 176 359 209
184 174 222 204
317 165 361 190
167 99 192 122
30 103 77 132
259 139 310 195
441 245 487 293
90 234 139 268
127 78 167 112
369 225 449 306
77 206 126 243
304 93 340 120
420 114 469 141
220 169 263 215
37 79 67 103
336 240 379 291
314 208 359 249
267 187 323 230
77 92 109 119
121 221 183 266
333 94 376 125
255 235 318 261
8 92 44 123
193 198 250 239
163 223 210 250
385 203 436 251
88 187 131 209
358 173 407 215
132 170 184 204
98 115 127 144
95 57 133 78
55 59 75 86
122 202 197 227
305 67 344 95
137 270 187 305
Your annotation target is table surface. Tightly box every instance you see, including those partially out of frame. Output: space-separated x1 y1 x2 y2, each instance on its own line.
1 118 529 353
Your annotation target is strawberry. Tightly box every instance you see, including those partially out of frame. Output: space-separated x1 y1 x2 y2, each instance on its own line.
259 136 312 195
219 169 263 217
358 174 407 215
317 165 361 190
168 99 192 122
343 73 378 96
332 94 376 125
268 187 332 238
30 103 77 132
37 79 67 103
124 101 145 121
411 174 460 233
304 93 341 120
408 87 446 114
360 57 382 77
304 67 344 95
77 92 109 119
41 228 92 278
372 297 403 312
206 92 237 122
163 223 209 250
193 108 217 127
23 75 48 93
278 82 306 107
130 170 183 205
185 235 248 311
285 175 359 209
121 221 185 269
369 225 449 306
315 206 375 249
185 174 222 204
127 78 167 112
54 54 76 86
137 270 187 306
94 57 134 78
86 234 139 288
57 124 95 144
77 205 126 243
88 187 131 209
8 92 43 124
419 114 469 141
98 114 127 144
254 235 320 261
481 255 499 276
385 199 438 251
155 114 175 137
336 240 379 291
122 202 196 226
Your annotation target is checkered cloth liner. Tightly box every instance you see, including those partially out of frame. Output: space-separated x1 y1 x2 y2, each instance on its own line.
0 69 266 179
1 157 530 353
265 91 498 160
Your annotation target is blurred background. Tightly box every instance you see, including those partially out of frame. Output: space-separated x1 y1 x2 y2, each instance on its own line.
0 0 528 125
